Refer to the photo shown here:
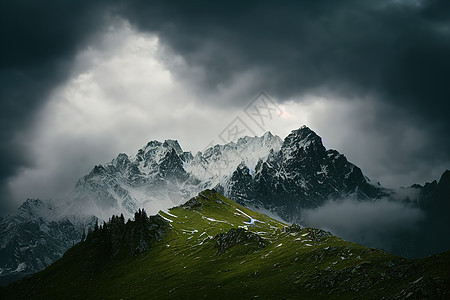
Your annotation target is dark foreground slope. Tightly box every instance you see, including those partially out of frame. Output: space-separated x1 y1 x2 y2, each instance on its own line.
2 190 449 299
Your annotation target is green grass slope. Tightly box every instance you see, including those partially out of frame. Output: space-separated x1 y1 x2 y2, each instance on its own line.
1 190 449 299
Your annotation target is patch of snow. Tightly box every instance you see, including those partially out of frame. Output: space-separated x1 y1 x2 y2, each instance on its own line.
158 214 173 223
316 165 329 176
344 165 355 179
204 217 227 223
243 217 258 225
14 262 26 273
411 277 423 284
235 208 252 219
164 211 178 218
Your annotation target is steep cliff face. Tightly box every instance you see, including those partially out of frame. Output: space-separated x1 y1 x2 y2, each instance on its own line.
222 126 385 221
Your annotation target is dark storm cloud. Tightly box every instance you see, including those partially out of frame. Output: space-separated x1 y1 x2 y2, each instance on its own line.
0 0 112 214
121 0 450 108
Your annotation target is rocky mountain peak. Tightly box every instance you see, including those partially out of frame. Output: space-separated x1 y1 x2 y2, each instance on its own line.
158 148 188 180
163 139 183 155
281 126 325 162
284 126 322 149
263 131 274 138
142 140 162 153
112 153 130 170
89 164 106 176
18 198 52 218
438 170 450 186
262 131 283 146
19 198 45 209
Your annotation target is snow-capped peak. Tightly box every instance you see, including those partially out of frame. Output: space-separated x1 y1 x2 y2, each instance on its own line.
162 140 183 155
283 126 323 152
185 133 283 185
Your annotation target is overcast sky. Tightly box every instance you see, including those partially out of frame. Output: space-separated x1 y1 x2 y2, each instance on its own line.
1 0 449 214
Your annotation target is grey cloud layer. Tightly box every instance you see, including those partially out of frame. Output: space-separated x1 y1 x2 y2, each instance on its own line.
302 198 425 254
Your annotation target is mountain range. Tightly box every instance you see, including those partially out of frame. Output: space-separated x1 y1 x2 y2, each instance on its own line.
1 125 449 285
64 126 386 222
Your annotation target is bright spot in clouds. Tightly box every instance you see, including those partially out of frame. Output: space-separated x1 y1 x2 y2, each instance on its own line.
7 20 305 203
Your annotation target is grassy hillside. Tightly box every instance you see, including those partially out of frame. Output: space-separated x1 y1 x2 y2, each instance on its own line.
1 190 449 299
